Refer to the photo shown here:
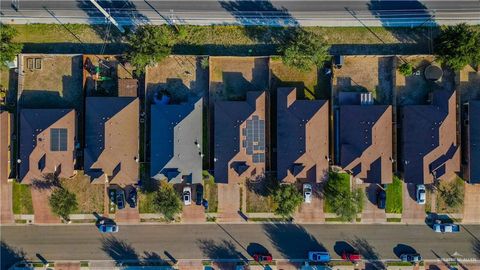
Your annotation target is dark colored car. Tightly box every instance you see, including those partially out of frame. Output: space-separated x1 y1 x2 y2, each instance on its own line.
253 253 273 263
127 188 137 208
377 189 386 209
196 184 204 205
116 189 125 210
341 251 361 262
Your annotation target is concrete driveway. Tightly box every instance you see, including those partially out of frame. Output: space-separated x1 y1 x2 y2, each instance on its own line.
31 187 60 224
463 183 480 223
401 183 425 224
362 184 386 223
294 183 324 223
217 184 243 222
114 185 139 223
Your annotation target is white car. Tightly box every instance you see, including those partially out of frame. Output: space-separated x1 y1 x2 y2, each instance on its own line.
183 186 192 205
303 183 312 203
416 184 426 204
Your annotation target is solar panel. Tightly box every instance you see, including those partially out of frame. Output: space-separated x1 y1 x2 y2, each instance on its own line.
50 128 68 152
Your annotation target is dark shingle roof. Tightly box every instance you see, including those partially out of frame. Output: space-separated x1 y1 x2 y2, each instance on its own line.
150 96 203 184
469 101 480 183
276 87 329 183
401 90 460 184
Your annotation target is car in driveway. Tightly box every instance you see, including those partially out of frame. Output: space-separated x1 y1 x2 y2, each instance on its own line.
116 189 126 210
127 188 137 208
303 183 312 203
342 251 361 262
400 253 422 263
196 184 204 205
308 251 331 263
183 186 192 205
416 185 426 204
377 188 386 209
253 253 272 263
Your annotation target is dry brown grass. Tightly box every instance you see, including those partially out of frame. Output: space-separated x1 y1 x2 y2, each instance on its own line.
270 58 319 100
61 172 104 214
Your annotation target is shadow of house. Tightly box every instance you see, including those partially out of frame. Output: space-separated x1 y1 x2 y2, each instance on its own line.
277 87 329 183
400 89 460 184
1 241 26 270
18 109 76 184
263 223 325 259
337 92 393 184
84 97 139 186
214 91 267 184
219 0 299 43
150 95 203 184
367 0 439 45
466 101 480 183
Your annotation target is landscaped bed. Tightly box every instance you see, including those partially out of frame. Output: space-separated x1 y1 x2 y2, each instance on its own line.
386 176 403 214
12 181 33 214
203 171 218 213
60 172 104 214
435 177 465 213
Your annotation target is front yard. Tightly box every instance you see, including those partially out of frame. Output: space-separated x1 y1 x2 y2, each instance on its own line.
323 172 350 213
385 176 403 214
203 171 218 213
435 177 465 213
246 176 276 213
60 172 104 214
12 182 33 214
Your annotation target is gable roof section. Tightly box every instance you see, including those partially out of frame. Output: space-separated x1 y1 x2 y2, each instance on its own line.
339 104 393 184
214 91 266 184
401 89 460 184
84 97 139 186
277 87 329 183
150 97 203 184
19 109 76 183
468 100 480 183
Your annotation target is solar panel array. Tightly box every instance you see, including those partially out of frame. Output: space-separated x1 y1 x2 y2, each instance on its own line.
50 128 68 151
242 115 265 163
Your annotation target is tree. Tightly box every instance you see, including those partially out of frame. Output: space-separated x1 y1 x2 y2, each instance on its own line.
398 62 414 76
434 23 480 71
324 172 364 222
49 188 78 221
152 181 182 221
125 26 177 75
279 30 330 72
0 24 23 70
272 184 303 217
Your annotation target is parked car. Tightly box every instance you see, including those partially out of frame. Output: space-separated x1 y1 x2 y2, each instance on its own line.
303 183 313 203
400 253 422 263
196 184 204 205
377 188 386 209
116 189 126 210
183 186 192 205
253 253 272 263
433 220 460 233
308 251 331 263
98 220 119 233
341 251 361 262
416 185 426 204
127 188 137 208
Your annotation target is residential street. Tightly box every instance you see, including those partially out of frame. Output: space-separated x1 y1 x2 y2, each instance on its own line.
1 224 479 267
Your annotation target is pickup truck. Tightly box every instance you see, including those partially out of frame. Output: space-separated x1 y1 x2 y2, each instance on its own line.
433 223 460 233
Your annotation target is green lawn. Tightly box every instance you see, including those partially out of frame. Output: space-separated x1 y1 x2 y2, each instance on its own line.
12 182 33 214
323 172 350 213
386 176 403 214
203 171 218 213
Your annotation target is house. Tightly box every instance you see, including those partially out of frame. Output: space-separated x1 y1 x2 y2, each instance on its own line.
1 110 11 184
401 89 460 184
18 109 76 183
338 92 393 184
84 97 139 186
214 91 267 184
150 96 203 184
467 100 480 184
277 87 329 183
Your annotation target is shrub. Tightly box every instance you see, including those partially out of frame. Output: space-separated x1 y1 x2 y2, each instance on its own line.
398 62 414 76
152 181 182 221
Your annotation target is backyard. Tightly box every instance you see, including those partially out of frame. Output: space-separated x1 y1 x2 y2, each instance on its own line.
12 182 33 215
60 172 104 214
209 56 269 101
385 176 403 214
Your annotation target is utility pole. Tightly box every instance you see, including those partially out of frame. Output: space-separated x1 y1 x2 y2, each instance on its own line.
89 0 125 33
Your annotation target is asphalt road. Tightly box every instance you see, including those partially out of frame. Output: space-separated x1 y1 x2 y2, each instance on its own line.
1 223 479 267
1 1 479 26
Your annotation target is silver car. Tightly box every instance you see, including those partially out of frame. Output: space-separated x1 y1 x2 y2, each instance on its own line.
183 186 192 206
303 183 312 204
416 185 426 204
